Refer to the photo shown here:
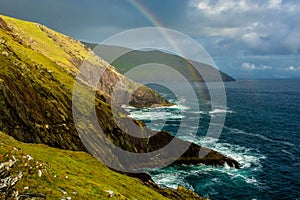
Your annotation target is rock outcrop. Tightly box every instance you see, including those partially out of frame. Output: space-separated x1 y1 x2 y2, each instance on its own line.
0 149 46 200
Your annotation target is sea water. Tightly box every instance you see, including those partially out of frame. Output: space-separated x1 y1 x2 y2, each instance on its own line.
125 80 300 199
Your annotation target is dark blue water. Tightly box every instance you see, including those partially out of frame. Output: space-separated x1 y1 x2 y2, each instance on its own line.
126 80 300 200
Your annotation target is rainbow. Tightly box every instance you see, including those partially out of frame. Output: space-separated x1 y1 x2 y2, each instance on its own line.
127 0 213 102
127 0 183 55
127 0 164 28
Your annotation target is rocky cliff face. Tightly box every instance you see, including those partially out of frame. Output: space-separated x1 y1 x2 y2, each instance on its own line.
0 15 168 149
0 14 240 174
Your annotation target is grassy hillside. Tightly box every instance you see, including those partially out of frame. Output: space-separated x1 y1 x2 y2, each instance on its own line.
0 131 207 199
82 42 235 82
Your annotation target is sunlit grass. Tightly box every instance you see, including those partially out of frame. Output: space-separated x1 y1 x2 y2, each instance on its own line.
0 132 169 199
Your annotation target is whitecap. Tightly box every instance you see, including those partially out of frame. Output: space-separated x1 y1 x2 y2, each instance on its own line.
187 110 205 114
212 142 266 169
225 126 296 148
128 109 184 121
124 101 190 124
192 136 266 171
231 174 259 185
150 169 193 190
209 108 234 115
281 149 294 157
193 136 219 147
282 141 295 147
224 162 231 169
168 104 190 110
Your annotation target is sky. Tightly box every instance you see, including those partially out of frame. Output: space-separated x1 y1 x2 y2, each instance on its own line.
0 0 300 79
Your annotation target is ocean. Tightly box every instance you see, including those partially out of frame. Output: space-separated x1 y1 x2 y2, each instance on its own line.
125 79 300 200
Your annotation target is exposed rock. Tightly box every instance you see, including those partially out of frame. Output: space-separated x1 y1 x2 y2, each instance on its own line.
0 158 46 200
105 190 115 197
0 17 10 31
1 51 8 57
38 169 42 177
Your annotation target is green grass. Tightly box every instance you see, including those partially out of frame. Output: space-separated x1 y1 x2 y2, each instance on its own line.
2 15 84 71
0 132 170 200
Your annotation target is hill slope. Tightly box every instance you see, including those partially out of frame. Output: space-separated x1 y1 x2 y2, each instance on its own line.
0 132 207 199
82 42 235 82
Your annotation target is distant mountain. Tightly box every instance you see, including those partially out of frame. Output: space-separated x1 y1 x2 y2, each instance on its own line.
82 42 235 82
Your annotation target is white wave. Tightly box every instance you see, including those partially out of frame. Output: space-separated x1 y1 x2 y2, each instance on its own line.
168 104 190 110
128 110 184 121
124 101 191 122
150 169 193 190
281 149 294 157
193 136 219 147
193 137 266 185
209 108 234 115
212 142 266 169
224 162 231 169
282 141 295 147
231 174 258 185
188 110 205 114
150 140 265 191
225 126 274 142
225 126 296 148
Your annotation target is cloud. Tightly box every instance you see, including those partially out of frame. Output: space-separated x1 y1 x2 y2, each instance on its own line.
268 0 283 9
241 62 272 70
189 0 293 16
1 0 300 60
0 0 299 78
286 66 300 71
190 0 258 15
187 0 300 55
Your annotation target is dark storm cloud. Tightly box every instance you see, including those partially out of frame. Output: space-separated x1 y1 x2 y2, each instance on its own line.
1 0 299 56
186 0 300 56
1 0 299 78
0 0 152 40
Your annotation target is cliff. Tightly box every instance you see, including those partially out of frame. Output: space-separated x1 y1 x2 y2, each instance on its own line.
0 14 168 150
0 15 239 199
